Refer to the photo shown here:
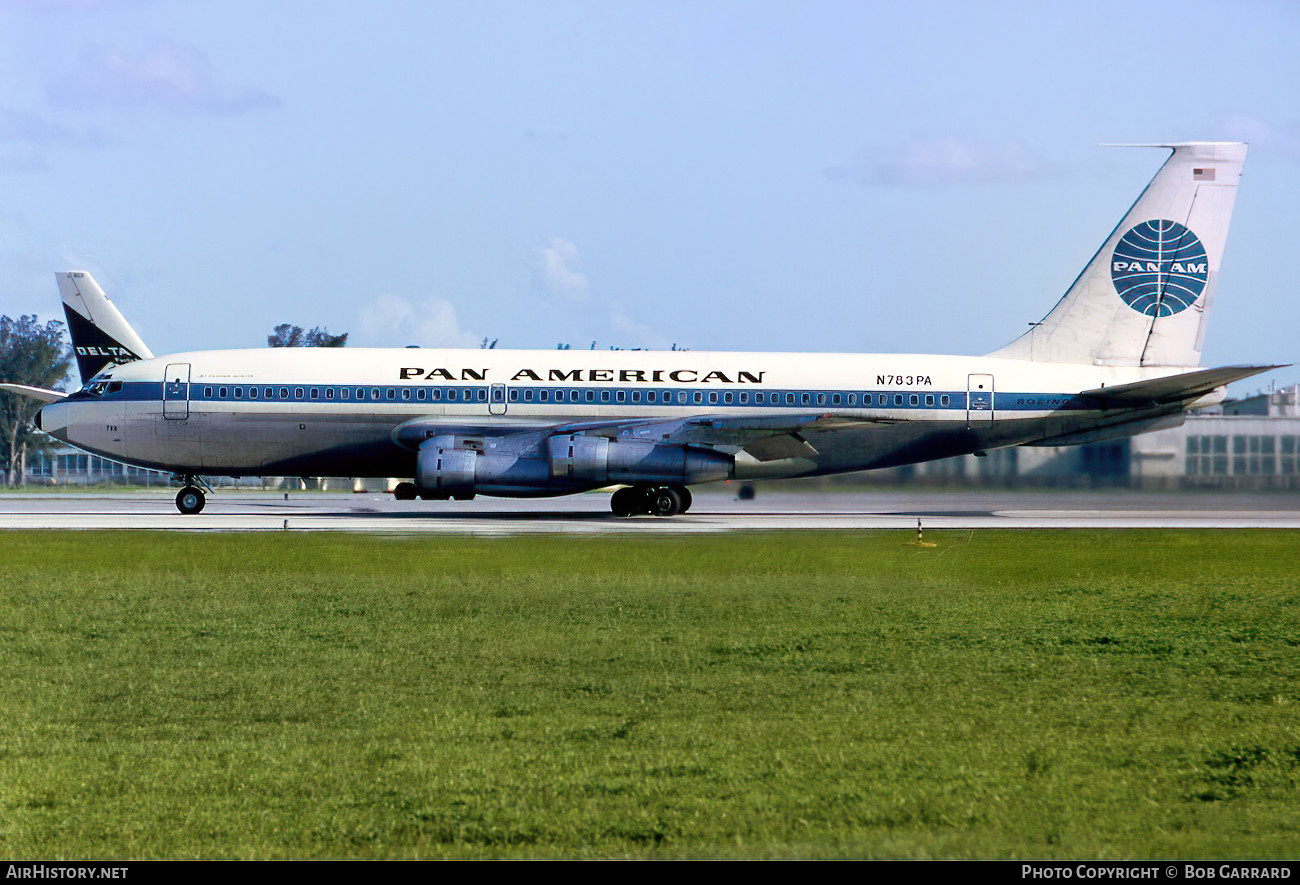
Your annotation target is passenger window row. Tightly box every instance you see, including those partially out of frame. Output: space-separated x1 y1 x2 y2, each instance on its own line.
191 385 955 408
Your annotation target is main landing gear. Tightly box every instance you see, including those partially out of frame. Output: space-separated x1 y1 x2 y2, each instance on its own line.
173 475 209 514
610 485 693 517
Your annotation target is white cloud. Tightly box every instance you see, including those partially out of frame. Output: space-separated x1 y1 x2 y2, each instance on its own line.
827 136 1050 187
48 41 280 115
1220 114 1300 161
0 105 103 147
608 310 674 350
359 293 479 349
536 237 589 301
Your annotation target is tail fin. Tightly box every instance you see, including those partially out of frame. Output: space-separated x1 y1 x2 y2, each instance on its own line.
57 271 153 384
988 142 1246 367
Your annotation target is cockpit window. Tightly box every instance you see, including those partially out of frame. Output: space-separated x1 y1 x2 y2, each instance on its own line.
83 373 114 396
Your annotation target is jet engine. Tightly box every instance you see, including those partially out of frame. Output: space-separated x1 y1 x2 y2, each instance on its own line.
415 434 554 498
546 434 732 485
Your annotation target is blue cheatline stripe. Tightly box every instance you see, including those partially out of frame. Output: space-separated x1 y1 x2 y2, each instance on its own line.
81 381 1101 412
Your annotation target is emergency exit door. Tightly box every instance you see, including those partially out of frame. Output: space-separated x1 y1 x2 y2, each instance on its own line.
966 373 994 425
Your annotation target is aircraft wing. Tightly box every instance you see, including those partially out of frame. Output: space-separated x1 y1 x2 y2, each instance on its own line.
1079 364 1285 408
0 383 68 404
556 413 892 462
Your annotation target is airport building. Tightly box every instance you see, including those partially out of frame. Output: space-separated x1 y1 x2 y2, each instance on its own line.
895 384 1300 490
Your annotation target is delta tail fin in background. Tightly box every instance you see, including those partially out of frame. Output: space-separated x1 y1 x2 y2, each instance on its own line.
989 142 1247 368
58 271 153 384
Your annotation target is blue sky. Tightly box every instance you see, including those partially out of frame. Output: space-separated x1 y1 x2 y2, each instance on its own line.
2 0 1297 394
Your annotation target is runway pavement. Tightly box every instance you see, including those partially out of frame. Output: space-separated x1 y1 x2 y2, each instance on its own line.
0 487 1297 533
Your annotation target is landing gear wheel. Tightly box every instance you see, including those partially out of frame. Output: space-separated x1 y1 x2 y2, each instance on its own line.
611 487 639 517
676 486 693 514
650 487 683 517
176 486 206 515
393 482 418 501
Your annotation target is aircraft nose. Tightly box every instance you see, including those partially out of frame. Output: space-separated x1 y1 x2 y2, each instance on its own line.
37 402 69 441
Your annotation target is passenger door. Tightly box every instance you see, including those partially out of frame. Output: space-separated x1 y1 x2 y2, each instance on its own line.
163 363 191 420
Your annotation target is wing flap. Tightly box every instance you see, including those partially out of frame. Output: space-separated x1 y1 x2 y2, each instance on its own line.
743 433 820 462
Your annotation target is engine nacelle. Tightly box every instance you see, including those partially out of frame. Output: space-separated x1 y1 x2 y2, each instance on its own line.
416 435 477 498
416 435 556 497
547 434 732 485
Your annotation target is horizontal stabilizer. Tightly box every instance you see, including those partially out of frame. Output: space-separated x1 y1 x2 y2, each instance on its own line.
0 383 67 403
1080 364 1285 407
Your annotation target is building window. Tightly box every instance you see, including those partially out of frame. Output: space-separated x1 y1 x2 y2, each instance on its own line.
1231 435 1276 475
1187 435 1229 477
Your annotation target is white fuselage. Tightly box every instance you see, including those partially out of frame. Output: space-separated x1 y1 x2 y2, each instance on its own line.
38 345 1204 492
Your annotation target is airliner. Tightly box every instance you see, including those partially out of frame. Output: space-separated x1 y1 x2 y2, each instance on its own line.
2 142 1280 515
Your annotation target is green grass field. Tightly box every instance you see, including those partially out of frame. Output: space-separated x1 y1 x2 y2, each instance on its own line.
0 530 1296 858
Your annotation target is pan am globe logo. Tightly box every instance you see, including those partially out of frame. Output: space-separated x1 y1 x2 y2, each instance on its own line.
1111 219 1208 317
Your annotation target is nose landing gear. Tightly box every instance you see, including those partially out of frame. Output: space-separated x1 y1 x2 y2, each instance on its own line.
173 475 210 514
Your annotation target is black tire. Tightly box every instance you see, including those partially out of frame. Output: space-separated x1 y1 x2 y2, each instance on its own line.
610 487 638 517
650 487 683 517
676 486 693 513
393 482 418 500
176 486 206 515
